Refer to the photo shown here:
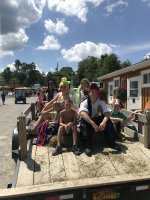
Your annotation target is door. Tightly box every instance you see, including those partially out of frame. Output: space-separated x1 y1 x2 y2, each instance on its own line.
108 81 114 104
127 76 142 110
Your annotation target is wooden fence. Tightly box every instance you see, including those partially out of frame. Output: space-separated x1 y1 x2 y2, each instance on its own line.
122 109 150 149
18 103 36 160
17 103 150 160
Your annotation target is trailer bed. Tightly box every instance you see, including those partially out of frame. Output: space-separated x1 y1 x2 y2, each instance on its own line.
16 135 150 188
1 134 150 199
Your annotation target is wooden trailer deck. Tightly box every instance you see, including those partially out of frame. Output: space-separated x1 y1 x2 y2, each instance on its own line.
16 135 150 189
2 104 150 199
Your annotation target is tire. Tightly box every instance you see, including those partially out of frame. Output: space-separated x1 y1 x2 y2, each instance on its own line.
12 127 19 159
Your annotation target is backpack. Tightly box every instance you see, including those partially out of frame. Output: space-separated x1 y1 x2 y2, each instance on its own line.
36 120 59 146
37 120 50 146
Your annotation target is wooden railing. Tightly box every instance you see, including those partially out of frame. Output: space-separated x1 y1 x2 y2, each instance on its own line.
17 102 150 160
18 103 36 160
121 109 150 148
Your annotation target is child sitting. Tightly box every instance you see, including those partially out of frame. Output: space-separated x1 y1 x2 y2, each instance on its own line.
110 99 135 140
33 101 62 146
36 90 45 113
52 98 81 156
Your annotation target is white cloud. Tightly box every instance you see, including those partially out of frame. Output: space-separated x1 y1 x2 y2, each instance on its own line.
44 19 69 35
0 0 46 57
144 52 150 59
35 64 44 73
61 41 112 62
0 29 29 58
0 63 15 73
114 42 150 56
109 43 120 48
5 63 16 72
142 0 150 6
105 0 128 15
47 0 104 23
0 0 45 35
37 35 61 50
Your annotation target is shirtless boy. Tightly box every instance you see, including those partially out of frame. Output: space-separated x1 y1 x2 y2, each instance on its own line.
52 98 81 156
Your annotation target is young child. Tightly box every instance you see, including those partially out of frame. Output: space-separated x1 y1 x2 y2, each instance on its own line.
110 99 135 139
79 78 90 104
36 90 45 113
33 101 62 146
52 98 81 156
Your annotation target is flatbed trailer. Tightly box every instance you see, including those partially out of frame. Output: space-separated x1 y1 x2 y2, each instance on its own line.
1 104 150 200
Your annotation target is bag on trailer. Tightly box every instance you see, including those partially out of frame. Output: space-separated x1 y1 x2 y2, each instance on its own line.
35 120 59 146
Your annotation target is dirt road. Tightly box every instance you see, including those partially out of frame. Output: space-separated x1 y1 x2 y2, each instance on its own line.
0 96 36 189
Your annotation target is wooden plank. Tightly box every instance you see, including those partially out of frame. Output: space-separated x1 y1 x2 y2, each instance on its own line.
16 143 36 187
30 103 36 120
23 106 31 117
18 113 27 160
140 146 150 160
34 146 50 185
137 113 147 123
144 110 150 148
62 152 80 180
49 147 66 182
92 151 118 177
76 151 117 179
2 173 150 198
124 141 150 172
108 146 144 175
124 127 144 143
124 126 137 139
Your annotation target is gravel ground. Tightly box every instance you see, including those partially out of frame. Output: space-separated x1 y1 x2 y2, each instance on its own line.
0 96 36 189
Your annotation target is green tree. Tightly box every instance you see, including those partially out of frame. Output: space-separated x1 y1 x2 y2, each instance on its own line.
98 53 121 76
2 67 12 84
77 56 99 81
59 66 75 85
121 60 132 68
13 60 45 87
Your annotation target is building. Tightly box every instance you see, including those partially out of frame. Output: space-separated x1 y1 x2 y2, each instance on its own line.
97 59 150 111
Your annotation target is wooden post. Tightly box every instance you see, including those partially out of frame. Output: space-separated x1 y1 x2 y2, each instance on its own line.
18 112 27 160
138 121 143 134
144 110 150 149
31 103 35 120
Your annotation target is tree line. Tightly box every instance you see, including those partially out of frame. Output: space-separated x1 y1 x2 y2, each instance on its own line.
0 53 131 88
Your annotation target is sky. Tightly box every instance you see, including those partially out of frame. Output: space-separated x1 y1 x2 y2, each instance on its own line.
1 0 150 74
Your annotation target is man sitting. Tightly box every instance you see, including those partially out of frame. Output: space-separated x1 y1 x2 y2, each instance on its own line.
79 83 121 156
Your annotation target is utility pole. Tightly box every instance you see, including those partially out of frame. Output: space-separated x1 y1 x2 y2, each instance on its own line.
55 62 59 73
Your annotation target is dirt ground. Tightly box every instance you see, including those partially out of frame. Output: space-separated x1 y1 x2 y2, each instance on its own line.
0 96 36 189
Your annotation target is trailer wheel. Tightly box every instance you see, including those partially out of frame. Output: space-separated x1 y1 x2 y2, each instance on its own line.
12 127 19 159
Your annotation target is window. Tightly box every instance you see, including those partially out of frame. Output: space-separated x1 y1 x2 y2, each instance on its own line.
114 79 119 87
130 81 138 97
113 78 120 89
143 73 150 84
142 69 150 87
109 85 113 96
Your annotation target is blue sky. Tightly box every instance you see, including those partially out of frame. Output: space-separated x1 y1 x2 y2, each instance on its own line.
1 0 150 74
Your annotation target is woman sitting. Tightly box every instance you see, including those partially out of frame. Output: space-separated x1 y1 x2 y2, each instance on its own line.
29 78 70 134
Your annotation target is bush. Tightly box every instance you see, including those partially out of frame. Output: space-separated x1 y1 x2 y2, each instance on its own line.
114 86 127 103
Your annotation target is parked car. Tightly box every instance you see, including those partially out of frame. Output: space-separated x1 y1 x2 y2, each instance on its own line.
14 88 27 104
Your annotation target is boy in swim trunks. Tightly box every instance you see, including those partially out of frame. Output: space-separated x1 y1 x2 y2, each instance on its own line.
52 98 81 156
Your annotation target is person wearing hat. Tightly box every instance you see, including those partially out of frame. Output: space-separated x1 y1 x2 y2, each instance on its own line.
110 99 135 140
79 83 121 155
